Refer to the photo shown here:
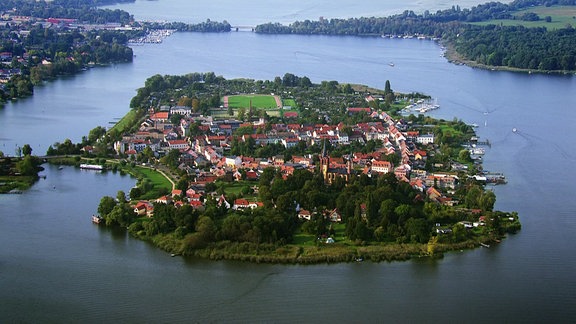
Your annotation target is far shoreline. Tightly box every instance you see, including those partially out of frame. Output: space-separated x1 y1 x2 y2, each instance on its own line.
440 41 576 75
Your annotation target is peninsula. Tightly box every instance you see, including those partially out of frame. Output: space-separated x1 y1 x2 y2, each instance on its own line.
75 73 521 263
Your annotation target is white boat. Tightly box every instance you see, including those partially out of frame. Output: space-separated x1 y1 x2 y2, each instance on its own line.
470 148 485 155
80 164 104 170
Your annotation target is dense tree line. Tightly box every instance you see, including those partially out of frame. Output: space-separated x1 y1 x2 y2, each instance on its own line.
449 25 576 71
0 0 134 24
140 19 232 33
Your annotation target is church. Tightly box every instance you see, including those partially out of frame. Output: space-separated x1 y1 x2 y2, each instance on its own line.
319 152 354 184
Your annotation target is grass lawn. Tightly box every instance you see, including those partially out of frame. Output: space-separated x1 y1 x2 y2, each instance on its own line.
108 109 143 134
282 98 297 108
293 231 316 246
215 180 258 198
226 95 279 109
130 166 173 199
471 5 576 30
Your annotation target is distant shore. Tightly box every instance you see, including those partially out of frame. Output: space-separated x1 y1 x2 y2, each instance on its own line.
441 41 576 75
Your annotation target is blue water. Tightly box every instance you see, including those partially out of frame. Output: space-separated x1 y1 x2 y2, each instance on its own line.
1 1 575 322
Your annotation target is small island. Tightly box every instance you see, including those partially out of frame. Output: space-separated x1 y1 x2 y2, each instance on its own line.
0 145 44 193
64 72 521 264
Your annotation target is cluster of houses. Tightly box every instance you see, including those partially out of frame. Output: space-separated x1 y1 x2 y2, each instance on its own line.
119 102 464 219
0 11 142 92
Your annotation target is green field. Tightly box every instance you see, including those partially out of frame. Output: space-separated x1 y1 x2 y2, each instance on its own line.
226 95 279 109
472 5 576 30
108 109 144 134
214 180 258 199
131 166 173 199
282 99 297 108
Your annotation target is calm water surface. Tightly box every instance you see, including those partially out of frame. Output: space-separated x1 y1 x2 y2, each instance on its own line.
1 1 576 322
102 0 509 25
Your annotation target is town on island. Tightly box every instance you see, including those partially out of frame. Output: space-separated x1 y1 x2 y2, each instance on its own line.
14 72 519 264
0 0 544 263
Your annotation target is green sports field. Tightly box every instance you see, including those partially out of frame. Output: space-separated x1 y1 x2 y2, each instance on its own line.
226 95 280 109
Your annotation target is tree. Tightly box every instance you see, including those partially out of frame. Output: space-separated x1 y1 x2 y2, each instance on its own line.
196 216 216 241
176 177 189 192
170 113 184 125
116 190 127 204
88 126 107 144
458 149 472 162
21 144 32 156
384 80 392 94
161 149 181 168
16 155 39 176
465 185 482 209
479 190 496 212
105 203 134 227
237 107 246 121
98 196 117 216
405 218 430 243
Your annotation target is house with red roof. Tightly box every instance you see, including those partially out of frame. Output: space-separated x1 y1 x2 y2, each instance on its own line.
298 209 312 221
371 160 393 174
168 139 189 151
189 200 205 210
151 112 169 122
155 195 172 205
133 201 154 217
284 111 298 118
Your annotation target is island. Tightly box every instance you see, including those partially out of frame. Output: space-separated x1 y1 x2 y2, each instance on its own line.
63 72 520 263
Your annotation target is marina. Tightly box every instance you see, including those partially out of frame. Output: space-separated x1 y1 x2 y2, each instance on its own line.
128 29 175 44
402 98 440 114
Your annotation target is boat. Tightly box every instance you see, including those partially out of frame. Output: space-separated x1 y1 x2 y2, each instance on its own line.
80 164 104 171
91 215 103 224
388 62 395 67
480 242 490 248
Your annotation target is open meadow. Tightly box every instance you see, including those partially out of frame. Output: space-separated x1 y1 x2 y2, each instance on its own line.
472 5 576 29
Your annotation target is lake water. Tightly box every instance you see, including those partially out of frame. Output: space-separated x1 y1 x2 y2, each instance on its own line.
1 1 576 322
102 0 508 25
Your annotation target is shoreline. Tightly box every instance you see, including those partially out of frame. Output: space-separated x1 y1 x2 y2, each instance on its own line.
134 230 503 264
441 41 576 75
